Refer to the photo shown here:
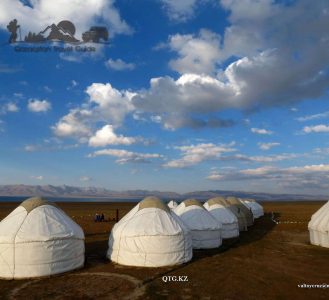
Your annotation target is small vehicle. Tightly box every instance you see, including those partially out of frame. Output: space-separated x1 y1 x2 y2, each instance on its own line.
82 26 109 43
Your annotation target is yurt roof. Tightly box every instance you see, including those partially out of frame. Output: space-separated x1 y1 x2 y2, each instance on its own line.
183 199 203 207
20 197 55 213
139 196 169 212
207 197 226 207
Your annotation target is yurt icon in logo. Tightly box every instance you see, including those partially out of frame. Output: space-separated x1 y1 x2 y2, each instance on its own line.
6 19 109 44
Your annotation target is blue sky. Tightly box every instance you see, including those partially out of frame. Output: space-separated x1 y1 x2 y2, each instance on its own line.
0 0 329 194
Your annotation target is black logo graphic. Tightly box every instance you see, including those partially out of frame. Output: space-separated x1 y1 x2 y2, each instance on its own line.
6 19 109 44
7 19 20 43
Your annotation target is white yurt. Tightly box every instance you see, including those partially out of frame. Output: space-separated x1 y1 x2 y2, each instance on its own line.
226 197 254 227
308 201 329 248
0 197 85 279
213 197 248 232
204 198 239 239
241 199 264 219
168 200 178 210
174 199 222 249
108 196 192 267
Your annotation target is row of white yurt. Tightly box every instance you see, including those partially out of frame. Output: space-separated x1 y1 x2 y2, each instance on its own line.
0 197 84 279
0 196 266 278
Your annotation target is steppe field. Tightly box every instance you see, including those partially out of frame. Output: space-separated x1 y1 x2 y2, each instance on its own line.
0 201 328 300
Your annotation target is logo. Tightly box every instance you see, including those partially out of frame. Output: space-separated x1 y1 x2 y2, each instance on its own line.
6 19 109 53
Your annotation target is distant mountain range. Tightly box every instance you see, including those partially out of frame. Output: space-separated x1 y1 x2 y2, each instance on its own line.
0 184 327 201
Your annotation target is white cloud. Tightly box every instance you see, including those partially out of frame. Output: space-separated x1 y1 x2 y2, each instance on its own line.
86 83 135 125
67 80 78 90
207 163 329 190
53 83 135 140
1 102 19 114
52 108 92 139
207 172 224 181
24 141 79 152
303 125 329 133
220 153 297 163
43 86 52 93
258 142 280 150
28 99 51 112
88 148 164 164
30 175 43 180
163 142 236 168
54 1 329 132
0 0 132 38
89 124 137 147
297 111 329 122
251 128 273 135
160 0 201 22
136 1 329 129
105 58 135 71
80 176 92 182
6 102 19 112
168 29 222 75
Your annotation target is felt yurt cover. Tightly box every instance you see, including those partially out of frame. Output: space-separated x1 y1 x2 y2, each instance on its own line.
0 197 85 279
204 198 239 238
242 199 264 219
108 196 192 267
308 201 329 248
174 199 222 249
212 197 248 232
226 197 254 227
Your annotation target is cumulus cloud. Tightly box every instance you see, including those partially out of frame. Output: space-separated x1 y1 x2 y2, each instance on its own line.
52 108 92 140
251 128 273 135
137 0 329 129
52 83 135 140
207 163 329 190
163 142 236 168
89 124 137 147
54 0 329 132
105 59 136 71
1 102 19 114
258 142 280 151
0 0 132 38
168 29 222 75
303 125 329 133
27 99 51 112
88 149 164 164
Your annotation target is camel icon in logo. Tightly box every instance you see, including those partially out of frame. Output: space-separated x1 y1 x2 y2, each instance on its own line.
6 19 109 44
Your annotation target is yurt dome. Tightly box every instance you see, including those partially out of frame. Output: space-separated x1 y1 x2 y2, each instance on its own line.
226 197 254 227
0 197 85 279
212 197 248 232
108 196 192 267
308 201 329 248
174 199 222 249
204 198 239 239
241 199 264 219
168 200 178 210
